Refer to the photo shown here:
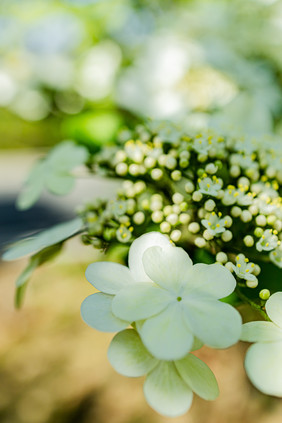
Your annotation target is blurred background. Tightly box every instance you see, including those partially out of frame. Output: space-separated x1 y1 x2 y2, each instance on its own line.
2 0 282 421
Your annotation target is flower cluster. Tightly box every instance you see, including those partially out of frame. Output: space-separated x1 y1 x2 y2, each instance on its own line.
81 232 241 416
80 123 282 304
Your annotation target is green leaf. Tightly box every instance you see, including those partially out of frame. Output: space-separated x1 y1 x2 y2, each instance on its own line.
16 141 89 210
2 217 84 261
15 243 62 308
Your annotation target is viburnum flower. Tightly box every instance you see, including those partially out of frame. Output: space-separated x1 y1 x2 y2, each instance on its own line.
81 232 171 333
231 254 257 283
198 175 223 197
270 247 282 268
256 229 280 252
241 292 282 396
108 329 219 417
201 212 227 237
81 232 242 361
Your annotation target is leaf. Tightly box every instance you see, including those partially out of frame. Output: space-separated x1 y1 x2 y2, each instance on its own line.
2 217 84 261
15 243 62 308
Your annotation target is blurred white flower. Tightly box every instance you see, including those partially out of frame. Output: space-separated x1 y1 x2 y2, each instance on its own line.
231 254 258 283
241 292 282 396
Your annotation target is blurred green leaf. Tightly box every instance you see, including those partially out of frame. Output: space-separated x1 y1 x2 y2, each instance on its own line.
16 141 89 210
2 217 84 261
15 244 63 308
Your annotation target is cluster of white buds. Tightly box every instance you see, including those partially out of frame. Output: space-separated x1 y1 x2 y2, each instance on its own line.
86 122 282 303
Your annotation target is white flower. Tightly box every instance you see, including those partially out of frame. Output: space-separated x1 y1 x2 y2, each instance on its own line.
108 329 219 417
81 232 171 333
270 247 282 269
201 212 227 236
198 175 223 197
241 292 282 397
82 232 241 361
231 254 258 283
256 229 280 252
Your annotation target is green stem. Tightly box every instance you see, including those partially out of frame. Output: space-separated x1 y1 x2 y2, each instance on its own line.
235 287 270 321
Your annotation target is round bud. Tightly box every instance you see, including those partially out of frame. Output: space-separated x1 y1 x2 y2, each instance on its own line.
256 215 267 227
185 180 195 193
224 216 233 228
203 229 214 240
244 235 254 247
171 170 182 181
253 264 261 276
221 230 233 242
151 168 163 180
216 252 228 264
144 156 156 168
205 199 216 212
163 205 173 216
170 229 182 242
231 206 242 217
172 193 184 204
230 165 240 178
259 289 270 300
188 222 200 234
116 162 128 176
152 211 163 223
194 237 206 248
129 164 140 176
179 213 191 224
160 221 171 233
241 210 252 223
133 212 145 225
254 227 264 238
166 213 178 226
246 279 258 288
192 191 203 202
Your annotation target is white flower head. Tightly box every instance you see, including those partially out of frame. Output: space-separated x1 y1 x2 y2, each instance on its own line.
108 329 219 417
256 229 280 252
231 254 257 283
201 211 227 236
198 175 223 197
241 292 282 397
82 232 242 361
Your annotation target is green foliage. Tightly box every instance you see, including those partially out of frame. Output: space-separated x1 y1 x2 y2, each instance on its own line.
15 244 63 308
3 217 84 261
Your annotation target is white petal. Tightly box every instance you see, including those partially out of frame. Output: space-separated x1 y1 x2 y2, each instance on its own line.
81 293 128 332
112 283 171 322
85 262 135 294
266 292 282 328
107 329 158 377
142 245 193 292
183 298 242 348
138 302 194 360
245 341 282 397
241 321 282 343
144 361 193 417
128 232 171 282
175 354 219 401
182 263 236 299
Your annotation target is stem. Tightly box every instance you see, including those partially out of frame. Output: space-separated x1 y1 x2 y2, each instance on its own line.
235 287 270 321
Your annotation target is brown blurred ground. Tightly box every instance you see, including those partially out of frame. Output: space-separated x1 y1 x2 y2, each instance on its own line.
1 239 282 423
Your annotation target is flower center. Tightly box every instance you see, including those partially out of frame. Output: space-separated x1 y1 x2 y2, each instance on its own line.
177 296 182 302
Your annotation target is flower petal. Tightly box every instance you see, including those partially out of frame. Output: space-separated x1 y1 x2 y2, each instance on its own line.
266 292 282 328
85 262 135 294
245 341 282 397
128 232 171 282
142 245 193 292
241 321 282 343
107 329 158 377
138 302 194 360
112 283 171 321
175 354 219 400
182 263 236 299
81 293 129 332
183 298 242 348
144 361 193 417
